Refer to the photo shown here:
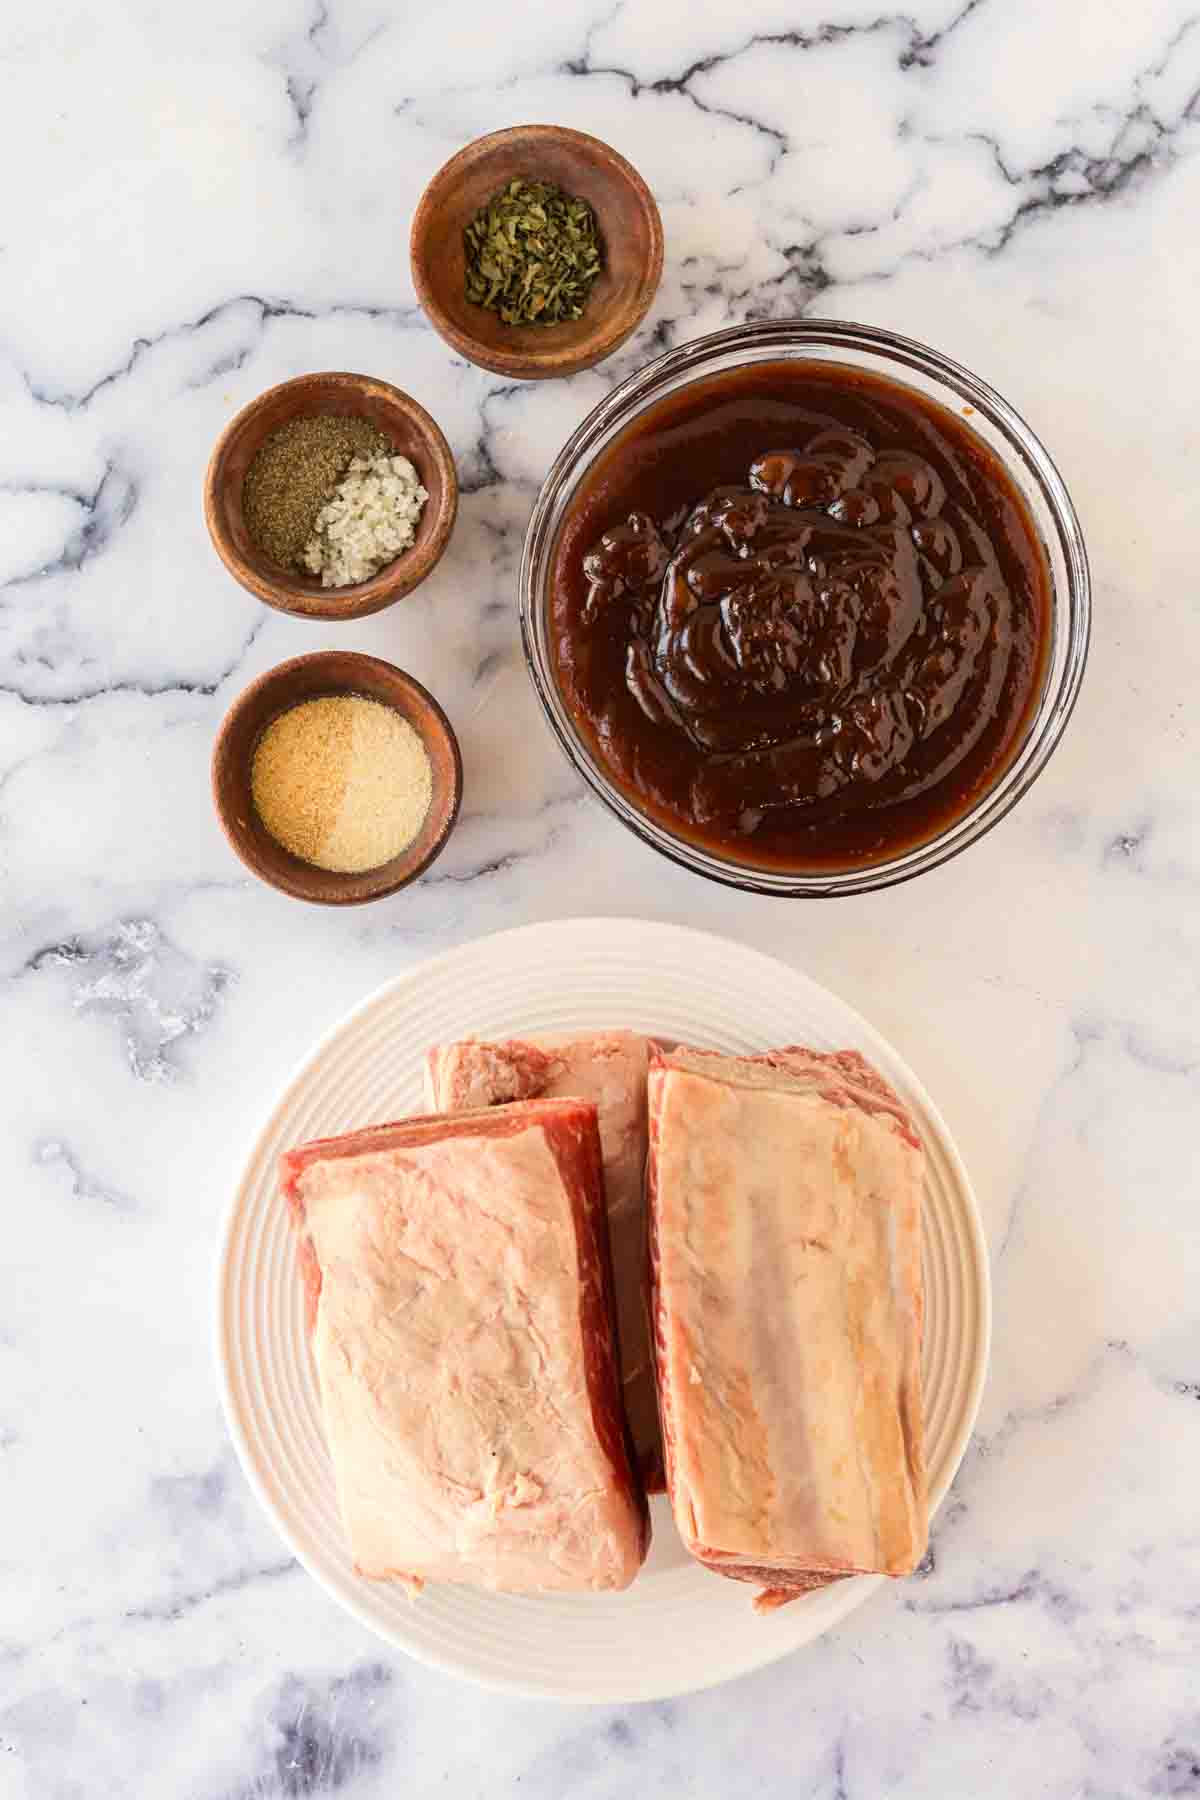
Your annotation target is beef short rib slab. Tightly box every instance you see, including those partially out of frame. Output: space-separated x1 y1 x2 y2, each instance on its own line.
425 1031 663 1488
281 1098 648 1594
647 1045 927 1610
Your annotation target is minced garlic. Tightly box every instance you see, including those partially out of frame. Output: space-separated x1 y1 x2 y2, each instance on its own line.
251 695 433 874
301 452 428 588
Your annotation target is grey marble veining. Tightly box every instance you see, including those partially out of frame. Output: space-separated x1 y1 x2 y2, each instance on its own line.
2 0 1199 1794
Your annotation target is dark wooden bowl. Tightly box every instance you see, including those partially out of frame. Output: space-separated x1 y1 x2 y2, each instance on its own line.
212 651 462 905
203 373 458 620
410 125 663 381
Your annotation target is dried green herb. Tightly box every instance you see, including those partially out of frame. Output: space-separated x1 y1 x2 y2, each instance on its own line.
463 177 603 326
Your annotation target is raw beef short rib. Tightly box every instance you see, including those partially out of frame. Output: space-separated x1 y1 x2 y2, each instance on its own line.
281 1098 649 1593
647 1044 927 1610
425 1031 663 1489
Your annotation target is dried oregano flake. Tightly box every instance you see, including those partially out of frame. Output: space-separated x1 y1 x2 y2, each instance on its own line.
463 177 603 326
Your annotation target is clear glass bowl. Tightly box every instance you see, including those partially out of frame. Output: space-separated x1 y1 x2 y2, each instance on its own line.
519 319 1090 897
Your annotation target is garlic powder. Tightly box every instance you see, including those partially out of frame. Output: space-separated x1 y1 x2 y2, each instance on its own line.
302 452 429 588
251 695 433 873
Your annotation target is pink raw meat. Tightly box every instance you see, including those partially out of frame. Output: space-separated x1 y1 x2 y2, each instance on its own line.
281 1098 648 1594
648 1044 927 1611
425 1031 663 1489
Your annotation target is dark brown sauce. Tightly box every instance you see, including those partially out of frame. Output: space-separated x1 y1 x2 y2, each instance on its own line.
550 360 1051 871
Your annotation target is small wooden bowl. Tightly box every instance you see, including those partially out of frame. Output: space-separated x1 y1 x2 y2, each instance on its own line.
212 651 462 905
203 373 458 620
410 125 663 381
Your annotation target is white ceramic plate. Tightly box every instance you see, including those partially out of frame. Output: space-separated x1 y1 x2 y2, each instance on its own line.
217 918 990 1703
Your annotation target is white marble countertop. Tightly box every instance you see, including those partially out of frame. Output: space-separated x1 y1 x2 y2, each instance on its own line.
3 1 1199 1793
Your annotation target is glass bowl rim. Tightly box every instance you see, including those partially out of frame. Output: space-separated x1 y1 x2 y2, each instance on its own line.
519 317 1091 898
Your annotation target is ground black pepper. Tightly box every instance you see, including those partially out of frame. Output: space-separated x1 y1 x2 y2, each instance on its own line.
242 415 391 571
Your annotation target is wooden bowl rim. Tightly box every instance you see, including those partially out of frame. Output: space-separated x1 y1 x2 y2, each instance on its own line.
211 650 463 905
203 372 459 620
410 124 664 381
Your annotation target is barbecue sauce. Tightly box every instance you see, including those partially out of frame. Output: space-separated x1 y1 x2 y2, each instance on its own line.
550 361 1050 870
